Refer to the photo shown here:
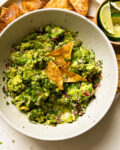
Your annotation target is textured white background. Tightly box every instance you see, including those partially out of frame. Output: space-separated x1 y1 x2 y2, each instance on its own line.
0 0 120 150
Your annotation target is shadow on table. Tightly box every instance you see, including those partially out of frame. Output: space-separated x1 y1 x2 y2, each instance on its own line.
30 93 120 150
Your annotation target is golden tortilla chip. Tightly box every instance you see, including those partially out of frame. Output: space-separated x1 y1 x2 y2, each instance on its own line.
22 0 49 12
63 61 71 70
0 7 7 17
54 55 67 67
0 3 23 32
44 0 74 10
70 0 89 16
46 41 74 59
45 61 63 90
61 68 86 83
54 56 70 69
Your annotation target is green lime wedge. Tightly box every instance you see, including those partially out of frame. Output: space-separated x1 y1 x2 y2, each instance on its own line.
112 13 120 24
99 2 114 35
111 1 120 11
106 24 120 41
114 24 120 36
108 13 120 41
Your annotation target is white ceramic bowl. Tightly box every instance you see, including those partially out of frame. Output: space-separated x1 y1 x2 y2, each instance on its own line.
0 9 118 141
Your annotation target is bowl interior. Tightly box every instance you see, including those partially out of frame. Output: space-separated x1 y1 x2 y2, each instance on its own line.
0 9 118 140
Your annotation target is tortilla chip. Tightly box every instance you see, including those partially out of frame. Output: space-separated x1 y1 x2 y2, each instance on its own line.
22 0 46 12
44 0 74 10
0 3 23 32
0 7 7 17
63 61 71 70
61 68 86 83
70 0 89 16
46 41 74 59
56 77 64 91
54 55 67 67
45 61 63 90
54 56 70 69
22 0 49 12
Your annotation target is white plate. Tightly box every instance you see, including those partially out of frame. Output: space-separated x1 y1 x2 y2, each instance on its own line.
0 9 118 140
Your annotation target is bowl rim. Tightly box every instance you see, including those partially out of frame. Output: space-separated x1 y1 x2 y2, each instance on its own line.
0 8 118 141
94 0 120 46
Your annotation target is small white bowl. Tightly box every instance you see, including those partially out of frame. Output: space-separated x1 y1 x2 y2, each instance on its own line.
0 9 118 141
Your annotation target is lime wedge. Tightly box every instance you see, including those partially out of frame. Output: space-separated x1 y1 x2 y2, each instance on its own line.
111 1 120 11
106 24 120 41
99 2 114 34
113 24 120 36
106 25 120 41
107 13 120 41
112 13 120 24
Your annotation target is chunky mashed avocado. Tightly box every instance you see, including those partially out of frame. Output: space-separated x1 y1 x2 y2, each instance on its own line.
3 25 102 125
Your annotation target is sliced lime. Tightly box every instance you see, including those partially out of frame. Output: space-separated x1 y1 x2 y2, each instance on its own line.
114 24 120 36
110 12 120 40
107 24 120 41
111 1 120 11
99 2 114 35
112 13 120 24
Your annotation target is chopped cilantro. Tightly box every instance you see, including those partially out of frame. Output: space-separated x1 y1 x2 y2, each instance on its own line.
2 86 8 96
6 101 9 106
12 139 15 143
3 77 5 81
3 71 6 74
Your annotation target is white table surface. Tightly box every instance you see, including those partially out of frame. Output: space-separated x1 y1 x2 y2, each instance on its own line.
0 1 120 150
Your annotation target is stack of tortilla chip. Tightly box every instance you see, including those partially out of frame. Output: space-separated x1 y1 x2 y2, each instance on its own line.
0 0 89 32
21 0 89 16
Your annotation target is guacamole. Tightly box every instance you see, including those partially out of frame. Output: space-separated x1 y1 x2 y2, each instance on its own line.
3 25 102 125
